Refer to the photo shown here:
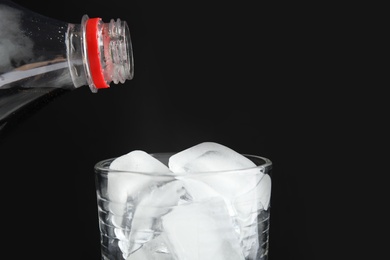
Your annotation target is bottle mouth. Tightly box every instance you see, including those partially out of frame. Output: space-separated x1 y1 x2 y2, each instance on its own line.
108 18 134 84
82 15 134 93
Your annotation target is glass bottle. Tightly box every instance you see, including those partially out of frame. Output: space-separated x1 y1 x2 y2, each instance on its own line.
0 0 134 137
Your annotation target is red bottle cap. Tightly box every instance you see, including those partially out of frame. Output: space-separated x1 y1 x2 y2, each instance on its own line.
85 18 109 89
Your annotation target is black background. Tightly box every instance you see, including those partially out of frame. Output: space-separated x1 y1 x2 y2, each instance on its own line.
0 1 338 259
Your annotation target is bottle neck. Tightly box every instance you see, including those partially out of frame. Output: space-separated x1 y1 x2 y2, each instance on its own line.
68 15 134 93
0 2 134 92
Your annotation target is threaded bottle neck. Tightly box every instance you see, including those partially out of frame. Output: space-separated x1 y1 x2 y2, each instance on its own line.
104 18 134 85
68 15 134 93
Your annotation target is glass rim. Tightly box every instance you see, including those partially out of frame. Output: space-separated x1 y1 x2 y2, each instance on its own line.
94 152 272 177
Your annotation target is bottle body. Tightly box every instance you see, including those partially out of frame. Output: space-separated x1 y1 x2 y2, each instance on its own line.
0 0 76 89
0 0 134 137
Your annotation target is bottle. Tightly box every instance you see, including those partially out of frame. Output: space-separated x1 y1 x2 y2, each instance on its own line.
0 0 134 138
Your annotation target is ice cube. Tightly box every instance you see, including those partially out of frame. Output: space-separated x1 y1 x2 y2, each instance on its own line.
177 178 221 203
127 176 246 259
108 150 172 207
233 173 272 258
257 174 272 211
126 234 172 260
107 150 174 258
109 150 171 173
127 177 226 255
161 197 245 260
168 142 266 258
126 180 186 255
168 141 263 203
169 142 257 173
